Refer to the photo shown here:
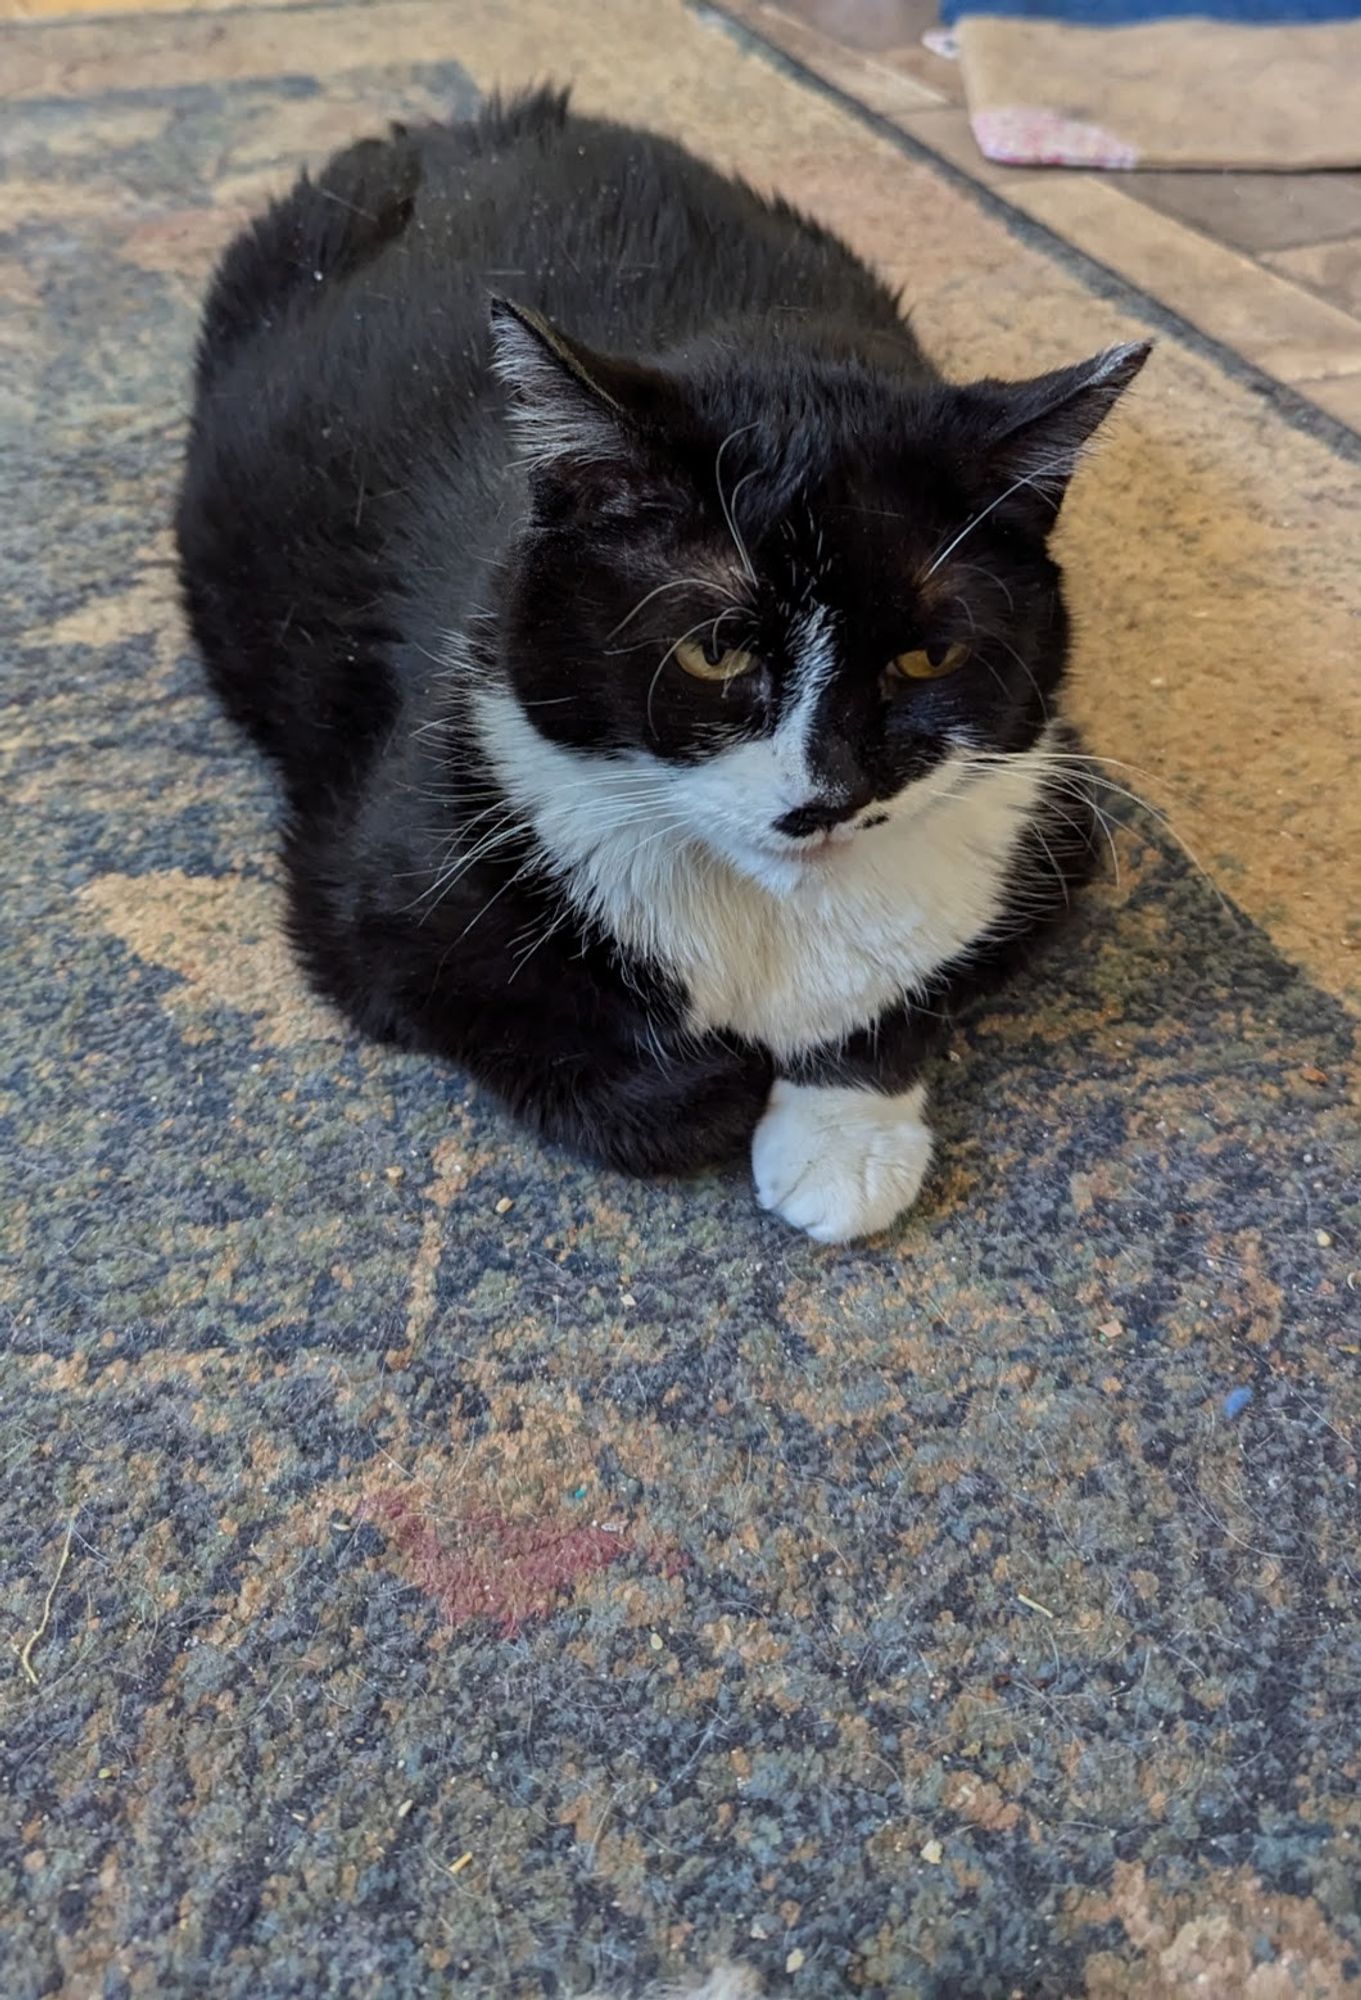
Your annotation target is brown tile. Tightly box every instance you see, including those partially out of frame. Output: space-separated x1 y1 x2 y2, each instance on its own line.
893 105 1035 191
1264 235 1361 319
776 0 932 54
1128 170 1361 255
1004 175 1361 383
853 38 963 110
1292 371 1361 431
721 0 961 108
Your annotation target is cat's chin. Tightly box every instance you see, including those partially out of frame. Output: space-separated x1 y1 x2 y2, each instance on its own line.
715 827 861 898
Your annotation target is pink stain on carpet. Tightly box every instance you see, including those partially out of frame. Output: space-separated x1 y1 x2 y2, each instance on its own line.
369 1492 654 1634
971 107 1139 168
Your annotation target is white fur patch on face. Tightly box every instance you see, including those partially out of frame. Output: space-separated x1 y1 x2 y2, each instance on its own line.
649 604 842 887
471 684 1054 1059
752 1079 933 1242
777 602 838 799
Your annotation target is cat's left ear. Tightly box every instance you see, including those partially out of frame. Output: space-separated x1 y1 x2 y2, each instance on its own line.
977 339 1151 530
488 297 670 477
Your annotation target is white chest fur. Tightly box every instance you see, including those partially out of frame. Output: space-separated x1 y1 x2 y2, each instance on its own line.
474 688 1050 1060
676 755 1045 1053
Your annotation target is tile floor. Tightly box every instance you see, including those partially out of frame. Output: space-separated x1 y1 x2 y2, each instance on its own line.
721 0 1361 431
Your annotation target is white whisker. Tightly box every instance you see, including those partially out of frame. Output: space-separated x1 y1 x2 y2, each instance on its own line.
950 561 1016 614
606 573 739 643
923 455 1074 580
715 424 759 586
644 613 739 738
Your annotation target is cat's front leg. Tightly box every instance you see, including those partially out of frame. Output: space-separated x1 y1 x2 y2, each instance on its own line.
752 1078 934 1244
751 1004 942 1243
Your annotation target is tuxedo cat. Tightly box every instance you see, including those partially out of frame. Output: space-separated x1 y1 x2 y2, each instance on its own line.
176 88 1147 1242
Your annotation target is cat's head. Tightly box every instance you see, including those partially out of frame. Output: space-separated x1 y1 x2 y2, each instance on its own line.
485 298 1148 892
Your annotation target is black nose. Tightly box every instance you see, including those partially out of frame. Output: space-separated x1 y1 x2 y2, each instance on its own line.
775 797 860 839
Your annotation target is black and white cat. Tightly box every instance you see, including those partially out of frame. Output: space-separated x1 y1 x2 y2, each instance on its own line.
176 89 1148 1242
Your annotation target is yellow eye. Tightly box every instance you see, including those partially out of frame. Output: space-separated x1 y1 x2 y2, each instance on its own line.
674 637 757 683
891 641 970 681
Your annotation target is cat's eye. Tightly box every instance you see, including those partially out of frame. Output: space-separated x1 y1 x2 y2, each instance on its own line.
674 637 758 683
891 640 970 681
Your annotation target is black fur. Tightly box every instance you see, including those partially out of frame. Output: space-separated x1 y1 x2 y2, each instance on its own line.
176 89 1146 1177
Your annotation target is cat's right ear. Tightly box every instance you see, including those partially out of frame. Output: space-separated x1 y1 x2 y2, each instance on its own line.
488 298 666 476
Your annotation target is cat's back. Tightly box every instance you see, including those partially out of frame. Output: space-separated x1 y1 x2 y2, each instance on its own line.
391 90 901 352
192 89 908 420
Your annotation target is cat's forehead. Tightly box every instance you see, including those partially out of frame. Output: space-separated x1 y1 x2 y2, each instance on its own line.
689 485 939 622
702 443 946 581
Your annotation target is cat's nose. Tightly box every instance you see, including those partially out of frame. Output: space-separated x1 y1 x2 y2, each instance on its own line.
774 793 870 840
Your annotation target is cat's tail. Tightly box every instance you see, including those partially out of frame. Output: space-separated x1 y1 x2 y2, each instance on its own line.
192 125 425 392
192 89 576 391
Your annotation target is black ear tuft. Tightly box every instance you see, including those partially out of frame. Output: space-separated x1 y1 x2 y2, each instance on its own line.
978 338 1152 529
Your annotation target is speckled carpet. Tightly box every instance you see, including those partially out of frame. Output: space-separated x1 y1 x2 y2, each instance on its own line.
3 2 1360 1996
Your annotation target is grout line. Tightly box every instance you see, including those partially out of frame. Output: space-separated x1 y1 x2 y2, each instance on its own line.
1136 193 1361 261
695 0 1361 461
1122 191 1361 298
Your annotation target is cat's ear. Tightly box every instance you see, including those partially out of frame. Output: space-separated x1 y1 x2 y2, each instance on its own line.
976 339 1151 530
488 297 667 476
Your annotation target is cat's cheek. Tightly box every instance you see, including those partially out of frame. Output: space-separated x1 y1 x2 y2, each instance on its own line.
750 1078 934 1244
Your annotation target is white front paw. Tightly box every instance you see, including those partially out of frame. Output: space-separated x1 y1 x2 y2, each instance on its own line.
751 1079 934 1243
